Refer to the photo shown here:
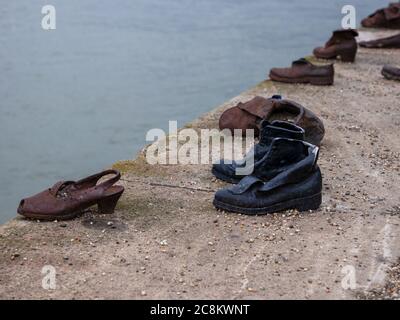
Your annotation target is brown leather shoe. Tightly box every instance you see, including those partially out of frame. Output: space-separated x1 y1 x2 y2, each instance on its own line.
359 33 400 48
219 96 325 146
361 3 400 29
18 170 124 220
269 58 334 85
313 29 358 62
382 65 400 81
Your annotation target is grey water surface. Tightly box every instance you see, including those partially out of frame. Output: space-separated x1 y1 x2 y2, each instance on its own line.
0 0 383 223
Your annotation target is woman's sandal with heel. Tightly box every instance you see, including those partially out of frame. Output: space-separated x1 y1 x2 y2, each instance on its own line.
18 169 124 220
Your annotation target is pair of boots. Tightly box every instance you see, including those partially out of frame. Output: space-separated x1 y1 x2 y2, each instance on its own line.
268 29 358 86
212 121 322 215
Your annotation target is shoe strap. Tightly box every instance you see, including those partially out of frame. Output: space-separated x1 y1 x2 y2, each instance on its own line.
229 176 264 195
48 170 121 198
75 169 121 192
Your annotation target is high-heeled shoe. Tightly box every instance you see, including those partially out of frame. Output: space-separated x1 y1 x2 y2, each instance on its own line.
17 169 124 220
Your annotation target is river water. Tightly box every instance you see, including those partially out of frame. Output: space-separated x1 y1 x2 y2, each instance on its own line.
0 0 383 223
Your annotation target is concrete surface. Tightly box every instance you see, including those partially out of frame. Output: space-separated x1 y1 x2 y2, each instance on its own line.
1 29 400 300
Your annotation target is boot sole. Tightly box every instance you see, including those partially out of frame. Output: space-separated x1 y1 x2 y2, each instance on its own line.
213 192 322 215
359 44 400 48
269 72 333 86
211 167 242 184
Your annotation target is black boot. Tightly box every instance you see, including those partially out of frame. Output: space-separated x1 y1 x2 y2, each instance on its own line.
212 120 305 183
213 139 322 215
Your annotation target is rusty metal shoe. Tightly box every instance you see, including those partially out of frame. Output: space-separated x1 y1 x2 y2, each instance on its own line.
17 170 124 220
382 65 400 81
359 33 400 48
313 29 358 62
219 95 325 146
361 3 400 29
269 58 334 86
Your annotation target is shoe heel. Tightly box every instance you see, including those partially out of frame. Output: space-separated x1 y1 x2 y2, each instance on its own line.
97 192 122 214
295 193 322 212
339 49 356 62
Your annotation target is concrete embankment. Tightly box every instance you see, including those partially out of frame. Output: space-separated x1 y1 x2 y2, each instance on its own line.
1 29 400 299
